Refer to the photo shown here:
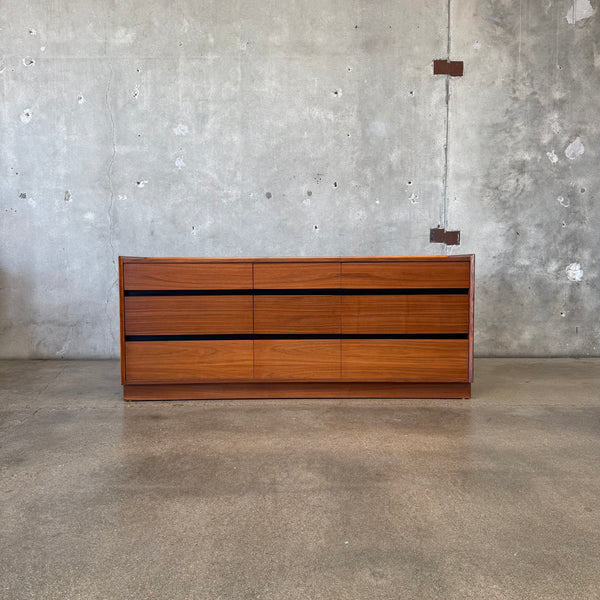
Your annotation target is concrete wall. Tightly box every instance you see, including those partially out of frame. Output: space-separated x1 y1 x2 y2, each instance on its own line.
0 0 598 358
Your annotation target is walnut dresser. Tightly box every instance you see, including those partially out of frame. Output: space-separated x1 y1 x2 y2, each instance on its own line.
118 255 474 400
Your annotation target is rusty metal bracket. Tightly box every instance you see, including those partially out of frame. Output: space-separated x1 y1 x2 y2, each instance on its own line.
430 227 461 245
433 59 464 77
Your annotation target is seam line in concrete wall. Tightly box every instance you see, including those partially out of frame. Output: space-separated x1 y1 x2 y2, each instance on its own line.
105 63 119 352
106 64 117 267
442 0 452 247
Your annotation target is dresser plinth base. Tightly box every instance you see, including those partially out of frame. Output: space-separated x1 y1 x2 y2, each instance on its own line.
123 382 471 401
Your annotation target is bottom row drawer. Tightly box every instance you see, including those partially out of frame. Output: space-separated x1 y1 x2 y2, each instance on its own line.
125 340 254 383
254 340 340 380
341 340 468 382
125 339 469 383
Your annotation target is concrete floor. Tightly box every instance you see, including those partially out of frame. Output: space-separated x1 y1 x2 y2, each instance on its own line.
1 359 599 600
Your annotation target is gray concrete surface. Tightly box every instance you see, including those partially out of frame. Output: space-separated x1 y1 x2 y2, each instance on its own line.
1 358 599 599
0 1 598 359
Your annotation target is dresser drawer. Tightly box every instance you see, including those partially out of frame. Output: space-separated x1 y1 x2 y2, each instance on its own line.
123 263 252 290
254 295 341 334
125 340 253 383
254 340 340 380
254 263 340 289
341 340 469 382
124 296 253 335
342 295 468 334
342 262 469 289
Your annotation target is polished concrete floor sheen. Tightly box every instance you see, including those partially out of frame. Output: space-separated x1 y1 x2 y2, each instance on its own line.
1 359 599 600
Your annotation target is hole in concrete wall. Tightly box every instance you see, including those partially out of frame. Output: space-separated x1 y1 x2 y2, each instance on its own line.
265 192 272 199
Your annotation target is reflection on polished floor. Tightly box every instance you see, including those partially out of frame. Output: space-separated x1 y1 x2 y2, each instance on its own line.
1 359 599 600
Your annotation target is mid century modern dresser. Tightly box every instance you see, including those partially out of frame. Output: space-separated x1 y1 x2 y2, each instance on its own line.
119 255 474 400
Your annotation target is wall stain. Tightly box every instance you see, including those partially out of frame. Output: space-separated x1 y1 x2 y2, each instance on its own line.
173 124 189 136
565 137 584 160
566 0 595 23
566 263 583 282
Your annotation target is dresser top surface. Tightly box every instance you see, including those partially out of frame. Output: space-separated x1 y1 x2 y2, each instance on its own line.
120 255 474 264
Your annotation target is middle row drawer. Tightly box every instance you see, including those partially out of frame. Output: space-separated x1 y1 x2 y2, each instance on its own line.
125 295 468 335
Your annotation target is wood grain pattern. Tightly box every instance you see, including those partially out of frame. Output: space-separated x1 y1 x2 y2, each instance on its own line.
342 340 469 382
254 295 341 334
254 262 340 289
124 382 471 400
254 340 340 380
124 296 252 335
342 295 468 334
118 255 475 399
342 262 470 288
125 340 253 383
123 263 252 290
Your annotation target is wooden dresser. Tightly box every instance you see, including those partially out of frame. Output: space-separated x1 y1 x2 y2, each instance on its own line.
119 255 474 400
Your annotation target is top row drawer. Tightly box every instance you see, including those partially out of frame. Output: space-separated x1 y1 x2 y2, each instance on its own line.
123 263 252 290
254 263 339 289
123 261 470 290
342 262 469 289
